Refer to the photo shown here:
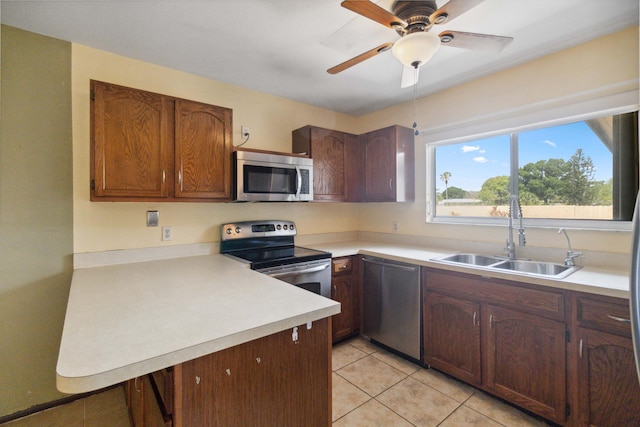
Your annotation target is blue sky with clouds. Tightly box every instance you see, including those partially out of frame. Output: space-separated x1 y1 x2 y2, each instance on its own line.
435 121 612 192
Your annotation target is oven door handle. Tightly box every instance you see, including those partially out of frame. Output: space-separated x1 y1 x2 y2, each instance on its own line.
266 263 329 278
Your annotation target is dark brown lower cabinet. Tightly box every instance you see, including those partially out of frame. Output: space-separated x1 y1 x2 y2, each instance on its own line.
484 305 566 423
331 256 360 342
570 293 640 427
575 327 640 426
126 318 331 427
424 291 481 385
423 267 567 425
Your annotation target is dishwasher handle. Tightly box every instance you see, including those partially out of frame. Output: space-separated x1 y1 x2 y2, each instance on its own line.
362 257 418 272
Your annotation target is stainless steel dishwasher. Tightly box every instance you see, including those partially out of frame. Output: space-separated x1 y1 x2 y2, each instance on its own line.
362 256 421 361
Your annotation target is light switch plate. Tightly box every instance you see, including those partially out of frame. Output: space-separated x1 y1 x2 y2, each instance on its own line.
146 211 159 227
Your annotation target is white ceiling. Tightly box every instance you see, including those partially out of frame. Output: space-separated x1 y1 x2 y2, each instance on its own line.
2 0 638 116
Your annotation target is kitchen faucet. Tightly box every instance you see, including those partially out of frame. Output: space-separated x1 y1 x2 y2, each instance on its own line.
505 195 526 259
558 228 582 266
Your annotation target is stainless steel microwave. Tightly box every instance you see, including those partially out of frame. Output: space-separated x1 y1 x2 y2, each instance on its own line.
233 150 313 202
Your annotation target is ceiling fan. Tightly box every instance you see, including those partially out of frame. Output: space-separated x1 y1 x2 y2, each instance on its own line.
328 0 514 88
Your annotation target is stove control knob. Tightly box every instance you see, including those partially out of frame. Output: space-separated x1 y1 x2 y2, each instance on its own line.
235 226 242 234
289 224 295 231
283 224 288 230
225 227 233 235
276 224 281 230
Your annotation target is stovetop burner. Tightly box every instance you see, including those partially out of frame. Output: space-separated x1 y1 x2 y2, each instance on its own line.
220 220 331 269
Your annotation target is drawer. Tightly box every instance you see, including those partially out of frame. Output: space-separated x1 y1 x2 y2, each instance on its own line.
424 268 565 320
332 257 353 275
575 294 631 337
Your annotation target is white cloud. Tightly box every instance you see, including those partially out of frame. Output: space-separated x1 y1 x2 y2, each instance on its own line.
542 139 557 147
473 156 488 163
461 145 480 153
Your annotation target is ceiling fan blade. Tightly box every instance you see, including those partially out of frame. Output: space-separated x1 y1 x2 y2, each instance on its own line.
430 0 485 25
439 31 513 52
327 42 393 74
401 65 419 88
341 0 407 29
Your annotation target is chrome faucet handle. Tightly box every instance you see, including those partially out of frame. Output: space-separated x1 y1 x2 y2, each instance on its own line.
564 250 582 267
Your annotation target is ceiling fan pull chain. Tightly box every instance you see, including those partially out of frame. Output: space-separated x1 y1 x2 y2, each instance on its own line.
413 66 419 136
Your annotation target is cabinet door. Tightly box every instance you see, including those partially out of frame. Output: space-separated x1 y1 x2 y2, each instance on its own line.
484 305 567 424
174 99 232 200
363 127 396 202
576 327 640 427
91 81 173 199
362 125 414 202
332 257 360 342
424 291 481 386
311 128 348 201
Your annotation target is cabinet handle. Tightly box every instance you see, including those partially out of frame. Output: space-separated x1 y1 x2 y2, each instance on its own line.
102 156 106 190
473 311 477 327
339 264 347 270
489 314 495 329
579 339 583 359
134 377 141 393
389 178 393 190
178 169 183 191
162 169 166 184
606 314 631 323
333 285 336 293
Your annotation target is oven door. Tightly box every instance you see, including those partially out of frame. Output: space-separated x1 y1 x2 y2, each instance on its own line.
256 259 331 298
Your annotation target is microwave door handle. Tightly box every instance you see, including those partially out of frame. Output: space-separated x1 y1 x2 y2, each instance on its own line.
295 166 302 198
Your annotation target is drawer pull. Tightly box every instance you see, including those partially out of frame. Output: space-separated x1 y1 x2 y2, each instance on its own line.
606 314 631 323
473 311 478 327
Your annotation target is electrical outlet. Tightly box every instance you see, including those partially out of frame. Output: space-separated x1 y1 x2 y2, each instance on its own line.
393 221 399 233
162 226 173 241
241 125 250 138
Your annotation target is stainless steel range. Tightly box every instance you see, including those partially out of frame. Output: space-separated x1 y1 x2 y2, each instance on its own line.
220 220 332 298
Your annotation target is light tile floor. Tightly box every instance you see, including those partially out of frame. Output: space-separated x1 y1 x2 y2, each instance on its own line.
333 337 552 427
2 336 552 427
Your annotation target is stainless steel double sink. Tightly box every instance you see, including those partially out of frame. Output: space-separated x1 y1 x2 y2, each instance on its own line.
433 253 580 279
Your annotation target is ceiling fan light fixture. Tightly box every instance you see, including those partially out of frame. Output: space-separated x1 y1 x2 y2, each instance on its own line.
391 31 441 68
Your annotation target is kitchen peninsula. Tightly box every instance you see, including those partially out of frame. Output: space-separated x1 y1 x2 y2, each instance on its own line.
56 254 339 426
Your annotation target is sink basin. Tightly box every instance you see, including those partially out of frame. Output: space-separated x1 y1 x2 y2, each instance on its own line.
433 253 581 279
492 260 579 278
437 253 504 266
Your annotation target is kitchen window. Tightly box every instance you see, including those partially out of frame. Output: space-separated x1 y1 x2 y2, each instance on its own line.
426 95 639 230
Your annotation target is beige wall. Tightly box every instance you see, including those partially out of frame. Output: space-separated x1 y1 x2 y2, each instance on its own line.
0 26 73 416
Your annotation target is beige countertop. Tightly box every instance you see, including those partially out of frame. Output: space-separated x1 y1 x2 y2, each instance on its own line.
306 240 630 299
56 254 340 394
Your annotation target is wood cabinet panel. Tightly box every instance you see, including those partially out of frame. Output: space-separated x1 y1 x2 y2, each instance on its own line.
91 80 232 202
424 291 481 385
175 99 232 199
292 125 361 201
331 256 360 342
361 125 414 202
91 80 173 199
174 319 330 427
575 327 640 427
575 294 632 336
484 305 567 424
424 268 565 320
